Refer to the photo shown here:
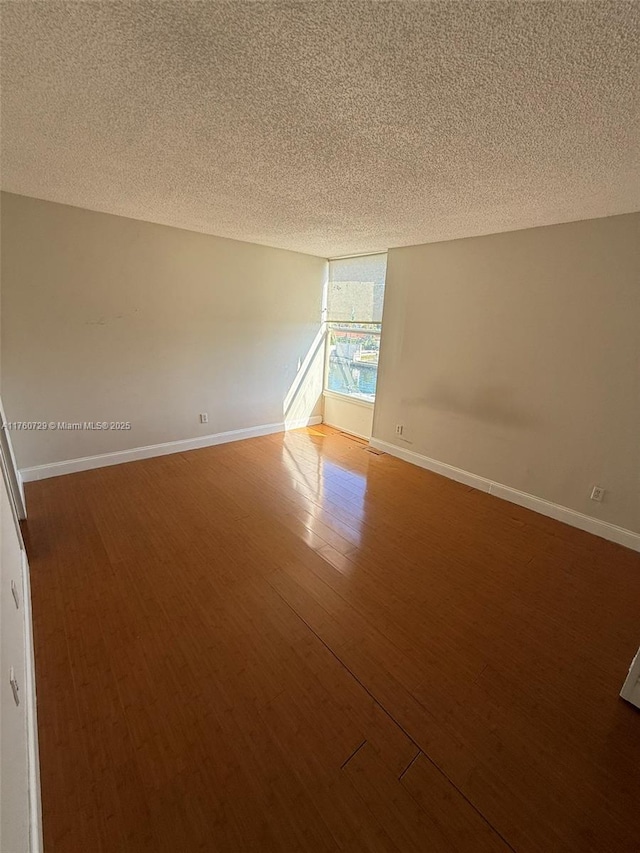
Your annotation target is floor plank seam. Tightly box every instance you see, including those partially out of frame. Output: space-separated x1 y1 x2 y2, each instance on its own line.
27 426 640 852
340 739 367 770
269 578 520 853
398 749 421 781
401 749 519 853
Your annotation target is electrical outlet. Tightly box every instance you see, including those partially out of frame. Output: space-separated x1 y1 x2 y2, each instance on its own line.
590 486 605 502
395 424 403 436
199 413 209 424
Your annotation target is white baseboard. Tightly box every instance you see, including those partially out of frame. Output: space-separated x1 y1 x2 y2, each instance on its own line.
369 438 640 553
323 421 371 442
20 416 322 482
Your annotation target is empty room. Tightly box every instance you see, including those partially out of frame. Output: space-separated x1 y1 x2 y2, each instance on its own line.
1 2 639 852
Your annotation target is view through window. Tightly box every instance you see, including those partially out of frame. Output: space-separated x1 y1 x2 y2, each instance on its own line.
325 254 387 402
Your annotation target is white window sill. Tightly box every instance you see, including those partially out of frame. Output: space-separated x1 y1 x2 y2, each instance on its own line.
323 390 375 409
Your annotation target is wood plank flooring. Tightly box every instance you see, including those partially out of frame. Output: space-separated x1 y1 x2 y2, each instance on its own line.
23 425 640 852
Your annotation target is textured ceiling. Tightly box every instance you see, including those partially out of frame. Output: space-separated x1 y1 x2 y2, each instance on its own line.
1 1 638 257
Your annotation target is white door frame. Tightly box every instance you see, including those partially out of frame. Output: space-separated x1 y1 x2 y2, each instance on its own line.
620 648 640 709
0 397 26 520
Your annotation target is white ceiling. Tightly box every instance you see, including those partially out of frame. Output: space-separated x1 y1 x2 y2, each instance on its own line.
1 1 638 258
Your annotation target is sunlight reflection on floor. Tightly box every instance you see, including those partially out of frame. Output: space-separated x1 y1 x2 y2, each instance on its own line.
280 430 366 571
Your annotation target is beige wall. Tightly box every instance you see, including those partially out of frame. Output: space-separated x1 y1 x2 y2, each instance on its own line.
1 193 326 469
374 213 640 534
323 394 374 440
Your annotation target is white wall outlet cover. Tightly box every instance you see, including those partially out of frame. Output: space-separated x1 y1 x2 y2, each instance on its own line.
200 413 209 424
590 486 605 502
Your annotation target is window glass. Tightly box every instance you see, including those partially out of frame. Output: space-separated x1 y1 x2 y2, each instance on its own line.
326 254 387 323
326 323 381 402
325 254 386 402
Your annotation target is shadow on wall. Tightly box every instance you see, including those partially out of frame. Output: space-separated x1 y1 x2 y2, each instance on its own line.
405 381 540 429
283 325 326 427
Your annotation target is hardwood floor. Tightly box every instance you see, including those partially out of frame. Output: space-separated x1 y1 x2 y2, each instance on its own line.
23 425 640 852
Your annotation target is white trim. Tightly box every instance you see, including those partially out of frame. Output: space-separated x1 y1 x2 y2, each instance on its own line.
369 438 640 553
21 549 43 853
370 440 490 493
620 648 640 708
20 416 322 482
17 469 25 513
323 421 370 442
328 250 388 261
0 396 27 519
322 390 375 410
